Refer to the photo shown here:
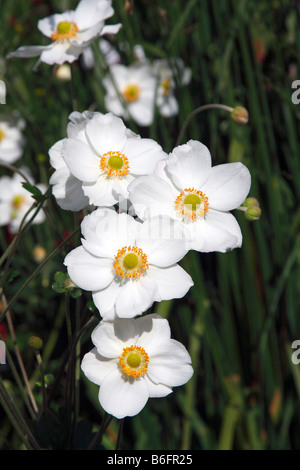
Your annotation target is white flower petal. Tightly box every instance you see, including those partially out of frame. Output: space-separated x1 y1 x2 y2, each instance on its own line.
91 318 139 357
74 0 114 29
147 265 193 301
147 339 193 387
101 23 122 36
92 281 121 320
136 314 171 351
63 138 100 182
82 174 119 207
40 42 78 65
99 368 149 419
64 246 113 291
190 210 242 252
85 113 127 155
144 374 173 398
7 44 53 59
115 277 159 318
81 348 117 385
202 162 251 211
123 138 166 175
137 216 189 266
166 140 212 190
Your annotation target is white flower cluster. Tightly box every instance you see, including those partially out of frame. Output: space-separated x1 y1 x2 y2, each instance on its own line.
5 0 252 420
49 109 251 418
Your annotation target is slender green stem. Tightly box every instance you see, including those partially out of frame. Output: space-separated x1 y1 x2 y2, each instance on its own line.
115 418 124 450
87 413 113 450
176 103 234 147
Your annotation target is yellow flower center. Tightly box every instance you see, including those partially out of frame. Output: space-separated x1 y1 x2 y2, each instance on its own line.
0 129 5 142
175 188 209 221
123 83 141 102
119 345 149 378
161 77 171 96
100 151 130 178
113 246 148 279
51 21 79 41
11 195 26 210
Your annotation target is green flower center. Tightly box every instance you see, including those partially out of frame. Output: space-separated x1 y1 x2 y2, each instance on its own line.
183 194 201 211
126 353 141 368
123 253 139 270
57 21 72 35
108 155 124 170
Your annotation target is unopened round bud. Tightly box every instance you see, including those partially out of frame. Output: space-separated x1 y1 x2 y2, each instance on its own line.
245 206 261 221
33 245 47 262
28 336 43 350
54 64 72 82
231 106 249 125
242 197 259 208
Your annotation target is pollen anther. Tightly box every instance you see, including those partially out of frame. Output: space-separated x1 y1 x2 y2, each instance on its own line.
119 345 149 377
175 187 209 221
113 246 148 279
100 151 130 178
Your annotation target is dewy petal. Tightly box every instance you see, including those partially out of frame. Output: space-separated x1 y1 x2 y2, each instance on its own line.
137 216 190 266
63 138 100 182
85 113 127 156
81 348 117 386
64 246 113 291
91 318 139 358
190 210 242 252
147 339 193 388
99 368 149 419
147 265 193 302
202 162 251 211
128 175 177 221
166 140 212 190
115 277 159 318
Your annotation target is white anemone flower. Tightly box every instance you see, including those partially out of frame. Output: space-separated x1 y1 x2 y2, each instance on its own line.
60 112 167 207
103 62 157 126
64 208 193 320
49 110 98 211
0 170 46 233
153 58 191 118
128 139 251 253
81 314 193 419
0 117 25 164
7 0 122 68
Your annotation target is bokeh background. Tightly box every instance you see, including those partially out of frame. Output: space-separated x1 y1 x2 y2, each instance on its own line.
0 0 299 450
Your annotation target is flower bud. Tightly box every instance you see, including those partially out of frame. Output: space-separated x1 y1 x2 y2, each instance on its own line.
28 336 43 350
231 106 249 125
242 197 259 208
245 205 262 221
33 245 47 262
54 64 72 82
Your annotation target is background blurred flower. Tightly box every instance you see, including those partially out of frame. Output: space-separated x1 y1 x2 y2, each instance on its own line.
64 208 193 320
103 62 157 126
81 314 193 419
0 169 46 233
129 139 251 253
0 115 25 164
7 0 122 68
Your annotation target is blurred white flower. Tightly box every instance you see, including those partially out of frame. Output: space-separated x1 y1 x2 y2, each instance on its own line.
153 58 191 118
81 314 193 418
0 169 46 233
59 112 166 207
103 62 157 126
0 117 25 164
64 208 193 320
7 0 122 68
128 139 251 253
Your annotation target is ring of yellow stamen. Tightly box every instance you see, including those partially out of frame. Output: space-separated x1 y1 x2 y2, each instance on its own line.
100 151 130 178
11 195 26 210
123 83 141 103
113 246 148 279
175 187 209 221
119 345 149 378
0 129 5 142
51 21 79 41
